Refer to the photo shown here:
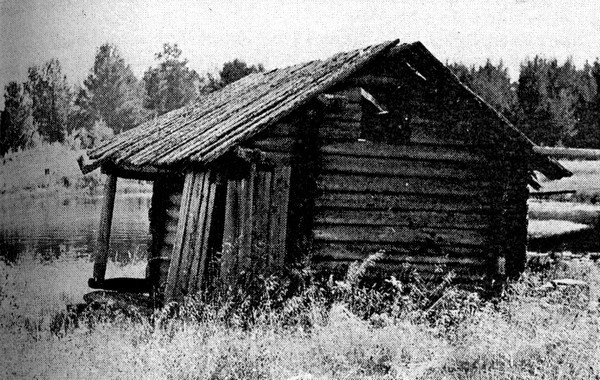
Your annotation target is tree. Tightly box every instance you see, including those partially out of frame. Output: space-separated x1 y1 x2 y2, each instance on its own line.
218 59 264 86
84 43 147 133
66 87 94 136
568 61 600 148
25 59 71 143
0 82 34 155
143 43 200 115
205 59 264 92
448 60 516 118
516 57 596 146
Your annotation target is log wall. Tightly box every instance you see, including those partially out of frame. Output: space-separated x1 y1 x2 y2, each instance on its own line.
312 142 495 280
148 177 184 296
308 83 529 282
241 81 531 282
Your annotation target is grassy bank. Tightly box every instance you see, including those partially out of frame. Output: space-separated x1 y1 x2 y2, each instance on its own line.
1 255 600 379
0 143 152 196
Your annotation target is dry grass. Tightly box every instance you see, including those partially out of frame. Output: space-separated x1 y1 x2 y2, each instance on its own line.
1 255 600 379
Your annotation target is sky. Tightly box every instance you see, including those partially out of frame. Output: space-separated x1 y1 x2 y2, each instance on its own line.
1 0 600 97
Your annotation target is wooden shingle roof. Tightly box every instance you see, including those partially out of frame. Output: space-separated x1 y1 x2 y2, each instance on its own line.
87 40 399 169
83 39 569 181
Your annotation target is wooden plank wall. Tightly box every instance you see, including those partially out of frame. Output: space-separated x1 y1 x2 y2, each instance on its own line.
219 164 292 282
165 170 219 300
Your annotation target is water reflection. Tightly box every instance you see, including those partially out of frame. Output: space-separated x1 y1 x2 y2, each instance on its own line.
0 193 152 264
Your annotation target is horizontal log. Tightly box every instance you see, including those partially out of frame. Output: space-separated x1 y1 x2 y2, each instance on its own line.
246 137 297 152
168 193 183 206
322 111 362 122
318 127 360 141
312 247 486 266
314 209 490 229
533 146 600 160
101 162 177 181
318 94 361 111
320 142 485 162
312 242 489 258
165 219 179 235
157 243 174 254
166 206 182 220
409 116 444 127
163 229 178 246
321 154 488 179
409 134 475 147
315 192 491 212
269 122 299 137
321 119 361 130
317 174 489 196
313 225 488 246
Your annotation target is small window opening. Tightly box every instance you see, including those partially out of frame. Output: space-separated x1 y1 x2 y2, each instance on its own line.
359 88 412 144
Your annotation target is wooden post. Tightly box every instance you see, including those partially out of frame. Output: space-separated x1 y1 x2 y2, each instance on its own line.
92 174 117 283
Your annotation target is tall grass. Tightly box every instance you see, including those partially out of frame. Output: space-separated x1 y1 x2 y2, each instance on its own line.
1 255 600 379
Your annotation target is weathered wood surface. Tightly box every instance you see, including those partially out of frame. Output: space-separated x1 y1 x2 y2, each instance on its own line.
321 154 488 179
165 170 218 300
92 174 117 283
315 192 490 212
320 142 485 162
314 209 489 229
317 174 489 196
313 225 487 246
246 137 297 152
164 171 196 299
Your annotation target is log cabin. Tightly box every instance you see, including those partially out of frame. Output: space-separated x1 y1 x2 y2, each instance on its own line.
79 40 571 301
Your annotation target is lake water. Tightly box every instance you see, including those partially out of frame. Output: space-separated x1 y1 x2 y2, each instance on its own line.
0 192 152 264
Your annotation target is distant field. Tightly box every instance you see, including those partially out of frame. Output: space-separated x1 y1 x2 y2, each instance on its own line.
537 159 600 202
0 144 151 195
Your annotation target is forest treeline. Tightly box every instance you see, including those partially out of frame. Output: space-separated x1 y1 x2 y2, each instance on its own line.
449 58 600 148
0 43 263 155
2 42 600 156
